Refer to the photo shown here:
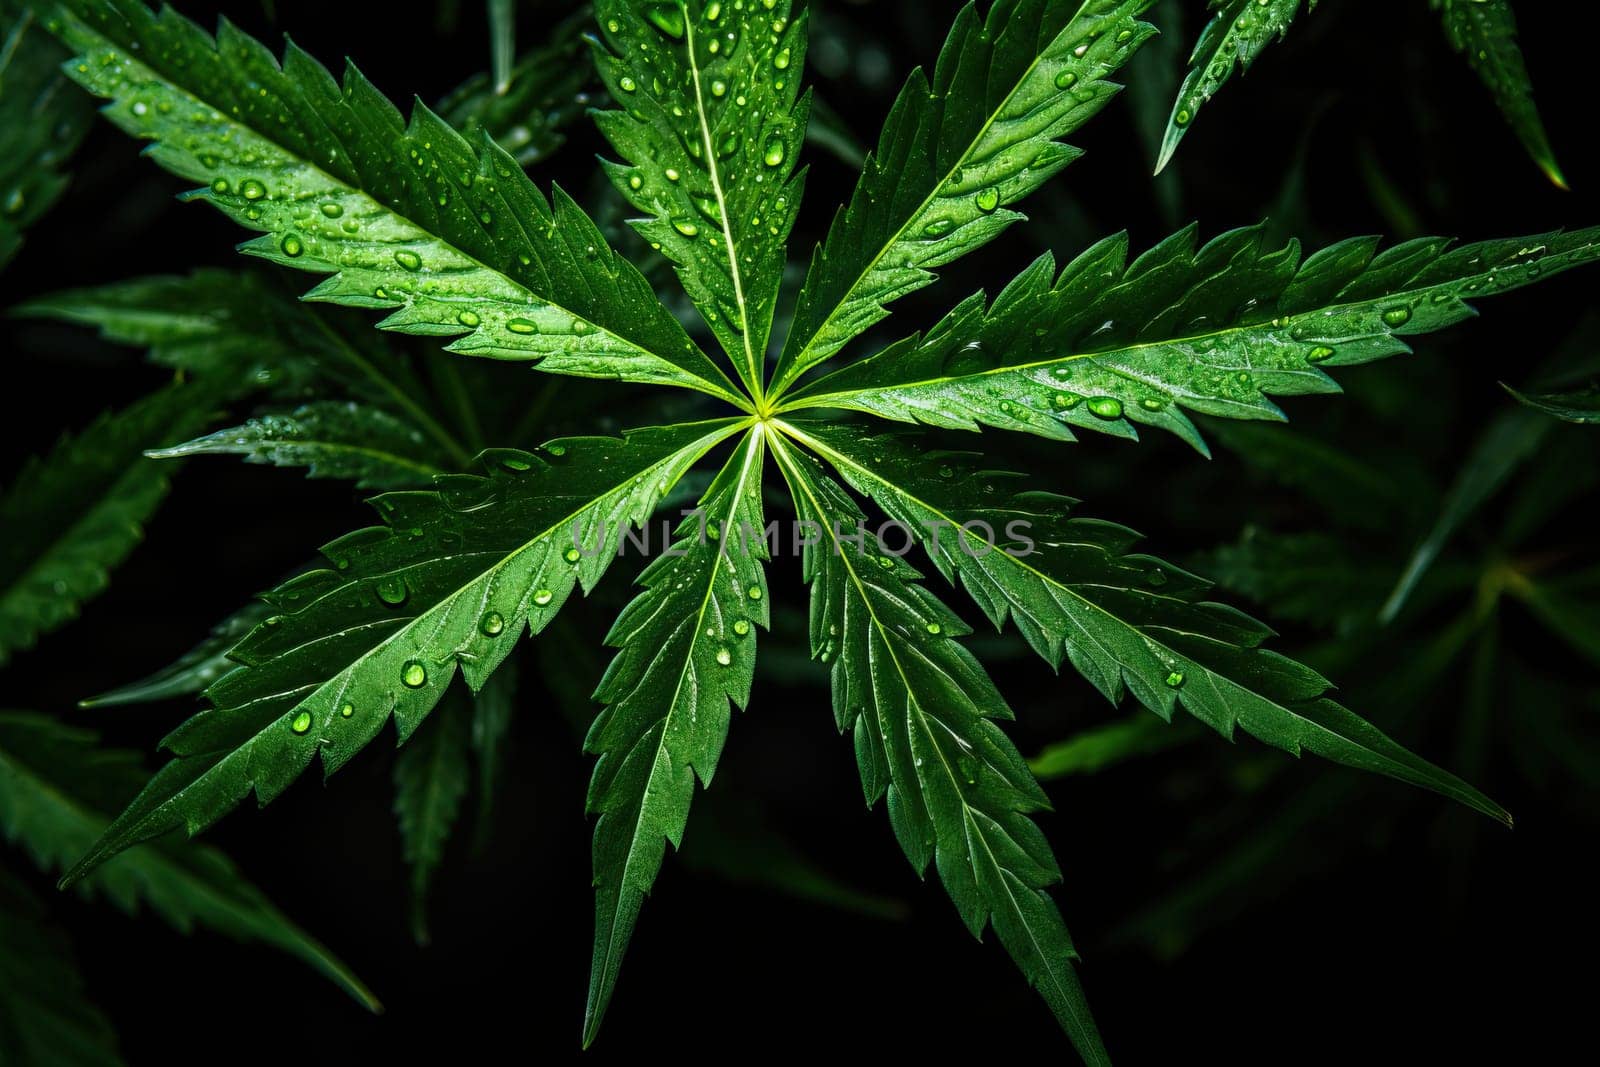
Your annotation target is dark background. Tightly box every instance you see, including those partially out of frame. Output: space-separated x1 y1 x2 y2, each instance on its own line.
4 0 1598 1062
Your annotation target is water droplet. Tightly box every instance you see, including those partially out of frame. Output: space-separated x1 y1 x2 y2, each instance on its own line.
716 131 741 158
1049 391 1081 411
643 2 685 39
747 586 763 601
975 187 999 214
732 619 751 636
210 178 229 195
715 646 732 666
1087 396 1123 419
564 547 583 564
672 217 700 237
402 660 428 688
1054 70 1078 90
480 611 505 637
923 217 956 238
1140 397 1164 412
762 137 786 167
530 588 555 608
665 167 681 182
774 47 791 70
280 234 303 257
925 622 942 635
618 76 637 93
393 250 422 271
290 711 313 734
1381 305 1412 327
705 0 722 19
507 318 538 334
1307 345 1335 363
1174 108 1192 127
458 309 481 327
339 702 355 718
376 577 408 606
239 178 266 200
320 201 343 218
711 79 727 98
1164 670 1186 689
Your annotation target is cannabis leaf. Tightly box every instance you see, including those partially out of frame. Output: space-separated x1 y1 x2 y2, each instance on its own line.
771 434 1109 1064
19 270 480 466
50 0 745 406
0 711 376 1008
150 401 452 490
781 421 1509 823
1431 0 1565 189
58 420 743 885
769 0 1157 397
592 0 810 399
0 0 93 268
1503 382 1600 425
788 225 1600 454
82 601 272 708
0 381 222 667
584 426 769 1044
1155 0 1311 175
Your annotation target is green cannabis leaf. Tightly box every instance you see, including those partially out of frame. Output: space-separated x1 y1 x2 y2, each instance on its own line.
50 0 744 406
29 0 1599 1057
1161 0 1566 186
0 712 376 1008
0 382 222 667
0 0 93 268
769 0 1157 397
1431 0 1565 189
787 225 1600 455
1156 0 1311 175
1503 382 1600 424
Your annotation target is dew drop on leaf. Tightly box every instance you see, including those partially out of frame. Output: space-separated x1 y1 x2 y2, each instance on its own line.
375 577 408 606
1087 396 1123 419
532 589 554 607
289 711 312 734
480 611 505 637
402 661 428 688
